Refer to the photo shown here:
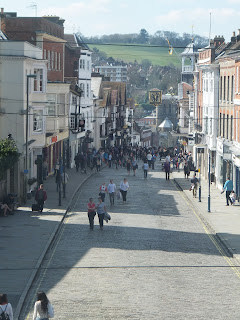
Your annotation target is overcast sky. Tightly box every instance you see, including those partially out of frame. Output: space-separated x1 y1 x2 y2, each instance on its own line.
1 0 240 41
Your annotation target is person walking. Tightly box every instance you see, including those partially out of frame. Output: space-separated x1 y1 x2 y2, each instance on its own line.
108 179 116 206
74 153 80 172
132 157 137 176
33 291 54 320
35 184 47 212
120 178 129 203
99 183 107 202
164 161 170 180
184 161 190 179
61 172 69 189
87 198 96 230
96 197 106 230
108 153 112 168
0 293 13 320
126 159 131 176
143 161 149 179
147 152 152 168
222 176 233 206
190 173 199 198
96 157 101 172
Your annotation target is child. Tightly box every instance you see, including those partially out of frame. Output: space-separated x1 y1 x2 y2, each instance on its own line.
230 190 237 205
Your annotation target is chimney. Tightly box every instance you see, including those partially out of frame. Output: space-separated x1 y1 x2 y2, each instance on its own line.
231 31 237 43
237 29 240 42
214 35 225 48
1 8 4 14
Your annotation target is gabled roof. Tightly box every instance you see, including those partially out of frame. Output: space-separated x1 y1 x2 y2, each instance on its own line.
74 33 90 51
64 34 78 48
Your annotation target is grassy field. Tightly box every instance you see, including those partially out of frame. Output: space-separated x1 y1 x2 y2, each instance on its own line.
89 44 182 67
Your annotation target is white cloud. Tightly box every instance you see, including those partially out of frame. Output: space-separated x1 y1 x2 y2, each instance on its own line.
154 7 240 37
40 0 112 18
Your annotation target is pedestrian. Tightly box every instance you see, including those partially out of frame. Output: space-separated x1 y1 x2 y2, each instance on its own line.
99 182 107 202
143 161 149 179
55 169 61 192
184 161 190 179
108 153 112 168
230 190 237 205
74 153 80 172
108 179 116 206
120 178 129 203
35 184 47 212
96 157 101 172
190 173 199 198
132 157 137 176
126 158 131 175
87 198 96 230
164 161 170 180
222 176 233 206
61 172 69 187
0 293 13 320
96 197 106 230
0 202 12 217
151 154 156 170
33 291 54 320
147 152 152 168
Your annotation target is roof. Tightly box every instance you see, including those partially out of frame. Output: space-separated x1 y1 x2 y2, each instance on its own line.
181 42 199 56
64 34 78 48
159 118 173 129
74 33 90 51
0 30 8 40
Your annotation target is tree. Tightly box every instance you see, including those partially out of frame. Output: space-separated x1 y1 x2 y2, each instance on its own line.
0 137 19 177
138 29 149 44
141 59 151 71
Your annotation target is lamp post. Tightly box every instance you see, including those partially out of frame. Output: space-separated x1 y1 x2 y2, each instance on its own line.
208 151 211 212
25 74 36 200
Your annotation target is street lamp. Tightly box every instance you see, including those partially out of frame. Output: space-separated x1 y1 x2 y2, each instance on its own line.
208 151 211 212
25 74 36 199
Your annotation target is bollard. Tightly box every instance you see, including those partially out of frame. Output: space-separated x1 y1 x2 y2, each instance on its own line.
199 185 201 202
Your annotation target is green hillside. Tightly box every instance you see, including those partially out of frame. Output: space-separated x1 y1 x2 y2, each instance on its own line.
89 44 182 67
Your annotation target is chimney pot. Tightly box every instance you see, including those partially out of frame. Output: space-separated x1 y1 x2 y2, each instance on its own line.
233 31 236 37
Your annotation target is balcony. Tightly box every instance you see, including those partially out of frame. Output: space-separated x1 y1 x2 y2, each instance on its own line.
183 66 193 73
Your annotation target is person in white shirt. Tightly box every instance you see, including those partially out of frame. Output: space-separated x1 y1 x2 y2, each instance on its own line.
0 294 13 320
120 178 130 203
33 291 54 320
108 179 116 205
99 183 108 202
147 152 152 168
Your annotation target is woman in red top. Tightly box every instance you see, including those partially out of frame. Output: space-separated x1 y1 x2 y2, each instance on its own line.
87 198 96 230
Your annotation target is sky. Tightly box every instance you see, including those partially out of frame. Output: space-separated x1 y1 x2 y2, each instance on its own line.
1 0 240 41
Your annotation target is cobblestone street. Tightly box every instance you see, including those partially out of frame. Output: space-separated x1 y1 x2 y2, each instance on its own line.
21 163 240 319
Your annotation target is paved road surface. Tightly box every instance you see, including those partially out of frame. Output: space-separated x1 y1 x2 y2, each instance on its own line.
20 163 240 319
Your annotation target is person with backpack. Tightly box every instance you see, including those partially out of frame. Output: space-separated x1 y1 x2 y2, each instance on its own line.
33 291 54 320
0 293 13 320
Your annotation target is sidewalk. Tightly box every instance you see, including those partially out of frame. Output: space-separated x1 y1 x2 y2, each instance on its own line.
0 166 96 320
172 169 240 261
